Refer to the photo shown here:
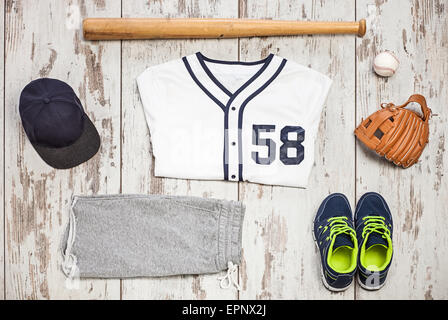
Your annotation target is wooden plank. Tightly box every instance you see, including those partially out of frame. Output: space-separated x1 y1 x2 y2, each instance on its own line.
0 0 4 301
4 0 121 299
238 0 356 299
120 0 240 300
356 0 448 299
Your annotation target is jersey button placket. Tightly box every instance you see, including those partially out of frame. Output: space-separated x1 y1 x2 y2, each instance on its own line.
227 103 239 181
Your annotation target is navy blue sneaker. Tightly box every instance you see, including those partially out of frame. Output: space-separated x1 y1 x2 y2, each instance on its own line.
313 193 358 291
355 192 393 290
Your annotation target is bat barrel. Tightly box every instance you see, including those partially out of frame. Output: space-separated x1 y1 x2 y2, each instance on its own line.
83 18 367 40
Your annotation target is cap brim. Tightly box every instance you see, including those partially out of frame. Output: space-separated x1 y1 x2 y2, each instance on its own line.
32 116 101 169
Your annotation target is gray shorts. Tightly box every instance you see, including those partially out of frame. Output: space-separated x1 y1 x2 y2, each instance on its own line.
61 194 245 279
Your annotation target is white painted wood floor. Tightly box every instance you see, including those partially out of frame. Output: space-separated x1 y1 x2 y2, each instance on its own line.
1 0 447 299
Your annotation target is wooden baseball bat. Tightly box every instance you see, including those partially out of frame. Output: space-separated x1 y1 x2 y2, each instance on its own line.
83 18 366 40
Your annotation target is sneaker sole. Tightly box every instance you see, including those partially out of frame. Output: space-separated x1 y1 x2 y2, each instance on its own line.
312 222 353 292
356 274 387 291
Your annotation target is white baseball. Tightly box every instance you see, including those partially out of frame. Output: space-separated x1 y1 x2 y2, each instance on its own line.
373 51 400 77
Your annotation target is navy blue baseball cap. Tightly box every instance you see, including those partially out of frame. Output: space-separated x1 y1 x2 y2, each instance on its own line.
19 78 100 169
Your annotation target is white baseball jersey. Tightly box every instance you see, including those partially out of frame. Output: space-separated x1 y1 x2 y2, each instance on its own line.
137 52 332 188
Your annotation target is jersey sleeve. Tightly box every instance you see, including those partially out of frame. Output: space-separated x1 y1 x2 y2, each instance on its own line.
295 66 332 138
137 66 162 141
290 64 332 187
306 68 332 132
137 66 168 165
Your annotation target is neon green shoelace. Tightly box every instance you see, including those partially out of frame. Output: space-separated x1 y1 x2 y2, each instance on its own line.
325 216 356 242
361 216 391 240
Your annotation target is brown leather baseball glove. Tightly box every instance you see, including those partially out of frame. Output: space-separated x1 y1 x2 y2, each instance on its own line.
354 94 431 168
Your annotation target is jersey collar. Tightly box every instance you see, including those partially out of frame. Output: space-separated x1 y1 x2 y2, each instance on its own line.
183 52 285 110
